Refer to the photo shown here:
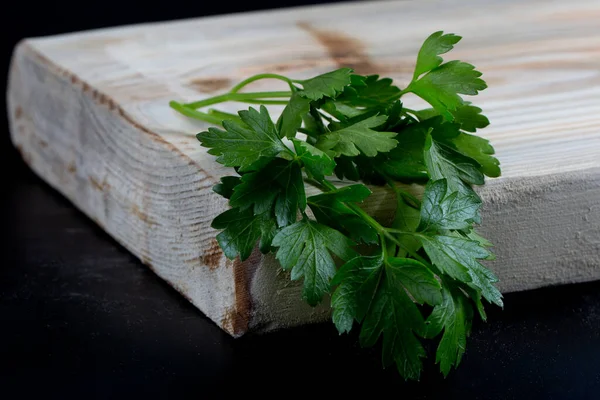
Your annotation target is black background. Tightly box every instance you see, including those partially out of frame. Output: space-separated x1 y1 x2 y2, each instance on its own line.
2 1 599 398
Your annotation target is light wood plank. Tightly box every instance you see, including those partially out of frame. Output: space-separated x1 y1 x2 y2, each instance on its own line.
7 0 600 336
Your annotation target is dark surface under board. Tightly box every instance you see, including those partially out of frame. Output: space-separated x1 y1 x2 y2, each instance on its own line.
2 1 600 398
1 144 600 399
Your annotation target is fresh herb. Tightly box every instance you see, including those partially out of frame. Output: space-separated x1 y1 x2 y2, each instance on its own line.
169 31 501 380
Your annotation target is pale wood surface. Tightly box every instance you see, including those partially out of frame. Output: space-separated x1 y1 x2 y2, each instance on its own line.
7 0 600 337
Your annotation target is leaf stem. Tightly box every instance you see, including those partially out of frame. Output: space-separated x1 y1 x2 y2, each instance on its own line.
382 231 430 265
229 73 296 93
183 91 292 109
169 101 224 125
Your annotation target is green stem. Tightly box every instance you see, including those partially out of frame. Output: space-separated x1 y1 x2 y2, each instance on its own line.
384 228 418 236
183 91 292 109
376 168 422 208
236 99 291 105
320 181 385 236
169 101 224 125
382 231 430 265
381 235 388 260
229 73 296 93
318 179 430 266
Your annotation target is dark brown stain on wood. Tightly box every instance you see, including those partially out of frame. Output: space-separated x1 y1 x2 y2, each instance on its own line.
14 106 23 120
297 22 383 75
202 238 223 270
224 250 261 337
271 60 320 72
188 77 232 93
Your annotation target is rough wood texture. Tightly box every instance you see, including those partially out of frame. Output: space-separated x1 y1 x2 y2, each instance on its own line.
6 0 600 337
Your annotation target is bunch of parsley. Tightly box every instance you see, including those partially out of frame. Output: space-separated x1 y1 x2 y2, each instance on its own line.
170 31 502 380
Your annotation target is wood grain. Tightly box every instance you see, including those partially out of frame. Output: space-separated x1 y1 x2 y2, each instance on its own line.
6 0 600 337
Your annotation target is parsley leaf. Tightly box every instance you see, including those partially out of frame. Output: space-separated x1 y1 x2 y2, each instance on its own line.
331 254 441 380
419 234 503 306
292 139 335 181
374 122 428 180
423 278 474 377
424 131 484 194
445 132 501 178
295 68 354 100
211 208 276 261
308 184 378 244
413 31 462 80
197 105 288 171
229 159 305 228
391 195 422 258
277 92 311 138
331 254 383 334
408 61 487 121
451 104 490 132
418 178 481 232
212 176 241 199
315 115 398 157
327 74 402 117
272 219 356 306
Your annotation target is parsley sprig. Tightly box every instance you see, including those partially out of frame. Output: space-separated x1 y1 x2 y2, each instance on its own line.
170 31 501 380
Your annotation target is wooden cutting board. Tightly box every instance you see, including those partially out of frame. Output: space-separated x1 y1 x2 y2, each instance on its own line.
7 0 600 337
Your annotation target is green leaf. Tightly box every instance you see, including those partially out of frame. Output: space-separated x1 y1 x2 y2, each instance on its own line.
334 156 361 181
331 254 384 334
359 268 427 380
408 61 487 121
374 122 428 180
296 68 353 100
446 132 501 178
308 184 378 244
390 195 422 258
451 104 490 132
292 139 335 181
331 254 432 380
414 31 462 79
423 279 474 376
229 159 305 227
418 179 481 232
272 219 356 306
211 208 275 261
386 257 442 306
197 105 288 171
411 104 489 134
212 176 241 199
333 74 402 110
424 131 485 194
315 115 398 157
466 229 493 248
277 92 311 138
419 235 503 306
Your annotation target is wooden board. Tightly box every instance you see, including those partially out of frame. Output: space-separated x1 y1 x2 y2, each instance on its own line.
6 0 600 337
